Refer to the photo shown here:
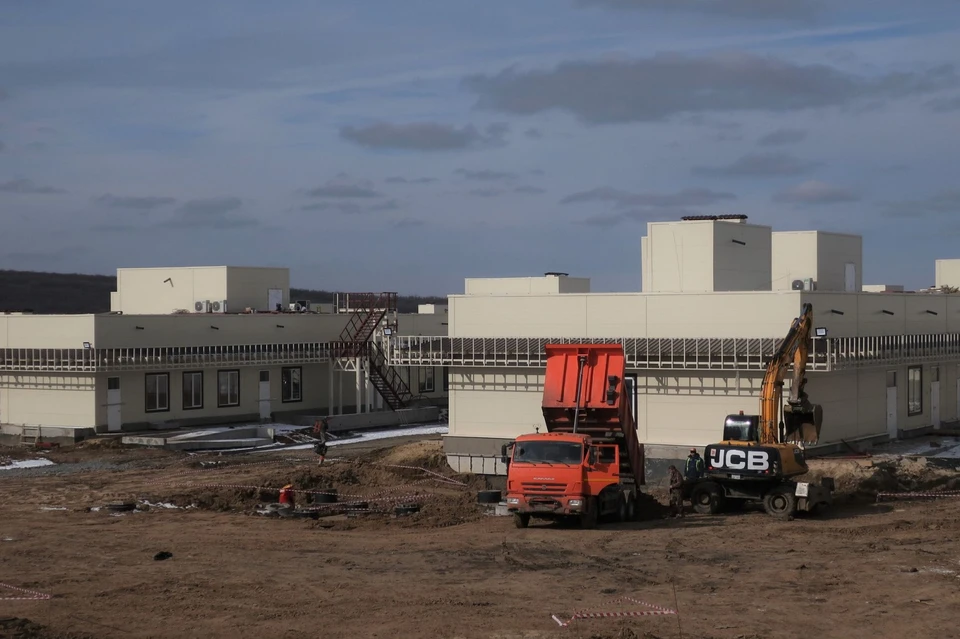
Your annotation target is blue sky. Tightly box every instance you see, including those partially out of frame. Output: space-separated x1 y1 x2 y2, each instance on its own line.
0 0 958 294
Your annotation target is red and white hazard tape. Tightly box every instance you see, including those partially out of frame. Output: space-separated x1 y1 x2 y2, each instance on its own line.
876 490 960 502
0 583 51 601
552 597 677 627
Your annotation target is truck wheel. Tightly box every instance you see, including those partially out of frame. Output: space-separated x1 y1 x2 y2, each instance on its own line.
626 497 637 521
580 498 598 529
763 486 797 519
514 513 530 529
690 482 725 515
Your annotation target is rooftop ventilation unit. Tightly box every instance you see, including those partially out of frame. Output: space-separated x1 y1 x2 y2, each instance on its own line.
544 271 569 277
680 214 748 223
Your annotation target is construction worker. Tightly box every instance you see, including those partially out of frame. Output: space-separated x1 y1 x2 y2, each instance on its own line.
668 465 685 518
278 483 295 509
313 417 330 466
685 448 704 482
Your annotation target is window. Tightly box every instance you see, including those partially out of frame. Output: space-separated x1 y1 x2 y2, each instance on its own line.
282 367 302 403
145 373 169 413
513 441 582 465
442 367 449 392
259 370 270 383
182 371 203 410
907 366 922 416
107 377 120 391
419 367 435 394
218 370 240 407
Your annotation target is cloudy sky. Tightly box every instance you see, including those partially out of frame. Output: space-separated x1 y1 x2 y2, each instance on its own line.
1 1 958 294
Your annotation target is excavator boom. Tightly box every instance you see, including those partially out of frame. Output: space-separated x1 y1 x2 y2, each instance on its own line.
759 302 822 445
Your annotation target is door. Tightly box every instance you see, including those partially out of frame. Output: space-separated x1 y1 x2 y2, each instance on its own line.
106 376 121 433
258 371 271 421
844 263 857 292
931 366 941 429
267 288 283 312
886 370 898 439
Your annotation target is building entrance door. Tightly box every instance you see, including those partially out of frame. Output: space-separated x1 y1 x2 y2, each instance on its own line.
107 376 122 433
886 371 897 440
259 371 271 421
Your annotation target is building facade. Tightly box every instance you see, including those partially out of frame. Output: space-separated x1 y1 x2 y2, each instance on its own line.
388 218 960 478
1 267 448 441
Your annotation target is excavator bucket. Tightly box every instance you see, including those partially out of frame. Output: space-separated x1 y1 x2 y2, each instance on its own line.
783 402 823 444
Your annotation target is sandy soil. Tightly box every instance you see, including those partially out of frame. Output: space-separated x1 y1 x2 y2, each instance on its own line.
2 438 960 639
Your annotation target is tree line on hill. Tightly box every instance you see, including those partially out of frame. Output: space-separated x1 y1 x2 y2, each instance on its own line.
0 269 445 315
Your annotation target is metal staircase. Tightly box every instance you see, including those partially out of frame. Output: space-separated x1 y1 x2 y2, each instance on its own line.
335 292 412 410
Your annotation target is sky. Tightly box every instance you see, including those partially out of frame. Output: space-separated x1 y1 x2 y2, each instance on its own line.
0 0 959 295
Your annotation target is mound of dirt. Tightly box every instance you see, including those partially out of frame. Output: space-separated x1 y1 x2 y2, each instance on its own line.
803 456 960 501
0 617 94 639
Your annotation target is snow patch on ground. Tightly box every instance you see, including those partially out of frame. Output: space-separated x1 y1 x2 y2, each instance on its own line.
256 424 449 453
0 458 56 471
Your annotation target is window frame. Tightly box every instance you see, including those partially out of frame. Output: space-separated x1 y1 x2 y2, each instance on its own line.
145 372 170 413
419 367 435 394
907 365 922 416
182 371 204 410
281 366 302 403
217 369 241 408
442 367 449 392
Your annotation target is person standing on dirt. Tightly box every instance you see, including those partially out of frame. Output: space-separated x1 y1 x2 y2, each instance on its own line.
668 465 685 518
313 417 330 466
684 448 704 482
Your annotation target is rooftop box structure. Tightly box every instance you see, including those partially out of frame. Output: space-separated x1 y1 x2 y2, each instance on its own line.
464 273 591 296
641 216 772 293
771 231 862 293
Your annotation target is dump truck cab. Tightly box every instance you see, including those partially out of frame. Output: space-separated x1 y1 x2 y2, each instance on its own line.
503 344 644 529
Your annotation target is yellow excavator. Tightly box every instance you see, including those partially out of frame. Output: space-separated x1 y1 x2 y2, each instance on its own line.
687 302 835 519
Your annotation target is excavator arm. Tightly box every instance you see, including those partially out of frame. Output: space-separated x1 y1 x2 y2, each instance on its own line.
758 303 823 445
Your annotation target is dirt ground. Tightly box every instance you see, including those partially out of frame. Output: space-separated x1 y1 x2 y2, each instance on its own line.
2 438 960 639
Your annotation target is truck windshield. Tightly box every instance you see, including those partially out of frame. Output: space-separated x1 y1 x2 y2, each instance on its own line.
513 441 582 465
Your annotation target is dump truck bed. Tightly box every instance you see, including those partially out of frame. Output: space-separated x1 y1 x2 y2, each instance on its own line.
541 344 645 485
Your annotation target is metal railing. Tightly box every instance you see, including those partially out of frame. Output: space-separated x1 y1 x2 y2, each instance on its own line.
388 333 960 372
386 336 827 371
0 342 344 373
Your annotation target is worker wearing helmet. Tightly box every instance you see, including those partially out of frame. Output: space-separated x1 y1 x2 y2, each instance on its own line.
684 448 704 482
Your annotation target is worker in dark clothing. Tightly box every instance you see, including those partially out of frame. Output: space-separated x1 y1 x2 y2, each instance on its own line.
313 418 330 466
668 465 685 518
685 448 704 481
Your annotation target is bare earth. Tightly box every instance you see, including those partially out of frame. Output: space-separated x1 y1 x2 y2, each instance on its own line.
2 438 960 639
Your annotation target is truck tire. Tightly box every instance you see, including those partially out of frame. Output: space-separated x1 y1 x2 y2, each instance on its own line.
626 496 636 522
514 513 530 529
580 498 599 529
691 482 725 515
763 486 797 519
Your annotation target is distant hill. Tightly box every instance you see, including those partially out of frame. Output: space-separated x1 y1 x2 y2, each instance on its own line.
0 269 446 315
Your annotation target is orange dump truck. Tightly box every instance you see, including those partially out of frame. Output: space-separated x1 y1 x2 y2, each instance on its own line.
501 344 645 528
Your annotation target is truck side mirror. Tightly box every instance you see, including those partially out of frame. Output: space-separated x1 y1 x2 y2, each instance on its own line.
587 447 598 467
501 442 512 466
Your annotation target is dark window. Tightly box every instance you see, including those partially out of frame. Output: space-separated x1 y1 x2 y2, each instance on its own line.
145 373 169 413
282 367 302 403
908 366 922 416
442 367 449 392
218 370 240 407
182 371 203 410
259 370 270 383
107 377 120 391
419 367 435 394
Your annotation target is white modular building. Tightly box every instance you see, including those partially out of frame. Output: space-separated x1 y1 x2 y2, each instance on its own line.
1 266 448 444
389 216 960 477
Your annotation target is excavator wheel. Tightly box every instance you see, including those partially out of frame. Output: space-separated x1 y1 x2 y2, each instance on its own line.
763 485 797 520
626 496 637 521
690 482 726 515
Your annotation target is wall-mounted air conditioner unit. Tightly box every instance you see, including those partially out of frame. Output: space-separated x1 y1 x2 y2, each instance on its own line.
209 300 226 313
194 300 212 313
791 279 804 291
803 278 816 291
